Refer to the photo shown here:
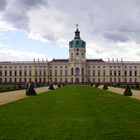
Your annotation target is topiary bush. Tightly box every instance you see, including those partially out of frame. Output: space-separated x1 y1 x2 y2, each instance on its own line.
26 82 37 96
124 85 132 96
103 84 108 90
62 83 65 86
95 83 100 88
58 83 61 88
90 83 93 86
49 84 54 90
136 83 139 89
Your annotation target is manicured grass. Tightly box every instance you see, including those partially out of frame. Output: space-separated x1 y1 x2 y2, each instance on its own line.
0 86 140 139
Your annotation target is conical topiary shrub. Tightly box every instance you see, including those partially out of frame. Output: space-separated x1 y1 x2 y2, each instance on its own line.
95 83 100 88
103 84 108 90
136 83 139 89
49 84 54 90
124 85 132 96
58 83 61 88
26 82 37 96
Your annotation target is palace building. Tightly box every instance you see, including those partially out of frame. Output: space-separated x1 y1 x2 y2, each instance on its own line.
0 27 140 84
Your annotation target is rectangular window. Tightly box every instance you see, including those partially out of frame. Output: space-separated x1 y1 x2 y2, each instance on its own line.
50 70 52 76
135 71 137 76
10 78 12 83
93 70 95 76
125 71 127 76
114 78 116 83
5 71 7 76
88 70 90 76
24 78 26 83
29 78 31 82
130 71 132 76
19 70 22 76
65 70 67 76
65 78 67 83
118 78 121 83
15 71 17 76
55 70 57 76
5 78 7 83
29 70 32 76
19 78 22 83
35 70 37 76
55 78 57 83
103 71 106 76
0 71 2 76
98 70 100 76
60 78 62 83
39 71 41 76
44 71 46 76
10 71 12 76
130 78 132 83
60 70 63 76
15 78 17 83
114 71 116 76
118 71 121 76
110 71 112 76
125 78 127 83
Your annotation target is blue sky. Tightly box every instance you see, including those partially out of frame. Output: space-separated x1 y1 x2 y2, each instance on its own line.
0 30 68 60
0 0 140 61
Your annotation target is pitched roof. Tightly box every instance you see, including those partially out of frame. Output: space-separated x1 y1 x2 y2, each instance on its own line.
49 59 69 63
87 59 105 63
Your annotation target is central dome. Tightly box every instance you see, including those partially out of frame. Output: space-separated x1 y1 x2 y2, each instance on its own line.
69 28 86 49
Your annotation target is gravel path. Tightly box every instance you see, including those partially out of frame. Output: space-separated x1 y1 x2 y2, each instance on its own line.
99 85 140 100
0 86 57 106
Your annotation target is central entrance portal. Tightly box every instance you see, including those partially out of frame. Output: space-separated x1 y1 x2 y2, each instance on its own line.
75 77 79 83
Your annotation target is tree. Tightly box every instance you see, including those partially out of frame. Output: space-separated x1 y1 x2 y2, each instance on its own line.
124 85 132 96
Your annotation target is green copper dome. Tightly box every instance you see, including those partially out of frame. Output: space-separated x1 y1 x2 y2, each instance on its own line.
69 28 86 49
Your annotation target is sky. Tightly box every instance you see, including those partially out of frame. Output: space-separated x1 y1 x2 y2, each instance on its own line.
0 0 140 61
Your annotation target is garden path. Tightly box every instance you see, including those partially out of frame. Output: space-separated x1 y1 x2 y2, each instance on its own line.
99 85 140 100
0 86 57 106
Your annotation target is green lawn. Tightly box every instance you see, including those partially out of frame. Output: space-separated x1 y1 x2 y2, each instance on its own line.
0 86 140 140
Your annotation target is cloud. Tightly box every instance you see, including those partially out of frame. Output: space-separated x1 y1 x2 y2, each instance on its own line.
0 0 7 11
2 0 48 31
1 0 140 60
0 43 47 61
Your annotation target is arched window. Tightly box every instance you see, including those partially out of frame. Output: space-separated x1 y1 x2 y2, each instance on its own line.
71 67 74 75
75 67 80 76
76 53 79 57
82 68 84 76
76 41 79 45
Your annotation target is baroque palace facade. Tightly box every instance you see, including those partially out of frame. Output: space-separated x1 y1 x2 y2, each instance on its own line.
0 28 140 84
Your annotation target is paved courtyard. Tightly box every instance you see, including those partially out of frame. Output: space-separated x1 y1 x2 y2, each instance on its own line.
0 86 57 106
99 85 140 100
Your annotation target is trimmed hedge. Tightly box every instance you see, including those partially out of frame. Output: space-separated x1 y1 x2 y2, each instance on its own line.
124 85 132 96
103 84 108 90
49 84 54 90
